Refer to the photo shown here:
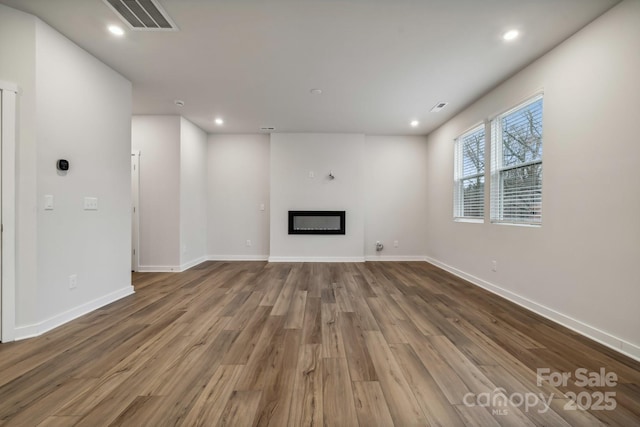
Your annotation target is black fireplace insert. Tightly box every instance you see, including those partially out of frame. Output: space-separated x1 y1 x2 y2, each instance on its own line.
288 211 346 235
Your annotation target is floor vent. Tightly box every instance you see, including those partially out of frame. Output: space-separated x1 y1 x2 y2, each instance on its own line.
103 0 178 31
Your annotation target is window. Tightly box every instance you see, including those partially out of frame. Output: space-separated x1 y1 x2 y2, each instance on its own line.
491 94 543 225
454 125 485 220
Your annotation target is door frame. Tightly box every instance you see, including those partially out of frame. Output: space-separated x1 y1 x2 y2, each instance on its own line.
1 80 18 342
131 151 140 272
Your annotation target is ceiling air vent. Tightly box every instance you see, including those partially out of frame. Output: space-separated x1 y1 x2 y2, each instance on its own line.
103 0 178 31
430 102 448 113
260 127 276 132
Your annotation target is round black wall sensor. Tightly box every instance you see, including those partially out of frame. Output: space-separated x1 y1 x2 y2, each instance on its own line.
57 159 69 171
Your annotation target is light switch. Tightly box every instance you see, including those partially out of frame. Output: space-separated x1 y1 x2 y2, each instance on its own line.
44 195 54 210
308 171 315 179
259 203 265 211
84 197 98 210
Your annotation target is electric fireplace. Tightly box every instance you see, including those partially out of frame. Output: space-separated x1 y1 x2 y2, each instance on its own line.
288 211 346 235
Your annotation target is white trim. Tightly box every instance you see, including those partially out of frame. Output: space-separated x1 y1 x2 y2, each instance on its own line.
207 255 269 262
364 255 427 262
14 286 135 340
424 256 640 362
488 89 545 122
137 259 207 272
454 218 485 224
179 256 207 271
1 87 17 342
137 265 182 273
0 81 18 93
268 256 365 263
131 151 140 272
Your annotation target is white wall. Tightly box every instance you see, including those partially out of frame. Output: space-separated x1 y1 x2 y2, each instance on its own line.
180 117 208 268
207 134 270 260
270 133 365 261
35 20 133 324
0 4 133 337
132 116 181 270
364 135 429 260
424 0 640 359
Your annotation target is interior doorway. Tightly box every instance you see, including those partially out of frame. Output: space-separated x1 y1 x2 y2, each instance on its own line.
1 81 18 342
1 88 3 338
131 151 140 272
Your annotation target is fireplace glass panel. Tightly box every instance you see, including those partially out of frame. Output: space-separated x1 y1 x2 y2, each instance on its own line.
288 211 346 235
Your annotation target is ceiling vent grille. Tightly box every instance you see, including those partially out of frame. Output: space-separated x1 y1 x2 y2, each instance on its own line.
430 102 448 113
103 0 178 31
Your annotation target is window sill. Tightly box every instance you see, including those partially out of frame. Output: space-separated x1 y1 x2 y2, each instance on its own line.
454 218 485 224
491 221 541 228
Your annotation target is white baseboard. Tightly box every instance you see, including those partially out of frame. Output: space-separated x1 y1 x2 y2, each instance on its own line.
138 257 208 273
424 256 640 362
179 256 207 271
137 265 181 273
207 255 269 261
14 285 135 341
268 256 365 263
365 255 427 262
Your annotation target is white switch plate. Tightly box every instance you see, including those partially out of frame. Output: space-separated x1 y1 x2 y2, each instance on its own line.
259 203 265 211
246 239 252 247
69 274 77 289
84 197 98 210
308 171 315 179
44 195 54 210
393 240 399 248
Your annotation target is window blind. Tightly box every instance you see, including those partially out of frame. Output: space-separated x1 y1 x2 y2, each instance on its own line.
454 125 485 220
491 95 543 224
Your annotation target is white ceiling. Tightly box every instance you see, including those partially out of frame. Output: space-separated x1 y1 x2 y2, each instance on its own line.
0 0 619 135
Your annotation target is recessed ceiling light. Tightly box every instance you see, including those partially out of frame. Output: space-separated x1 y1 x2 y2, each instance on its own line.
503 29 519 41
310 88 323 95
214 118 224 125
108 25 125 36
174 99 185 107
410 120 419 127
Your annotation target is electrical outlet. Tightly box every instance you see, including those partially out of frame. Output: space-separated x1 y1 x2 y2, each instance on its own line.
182 244 187 254
393 240 399 248
492 260 497 272
69 274 77 289
246 239 252 247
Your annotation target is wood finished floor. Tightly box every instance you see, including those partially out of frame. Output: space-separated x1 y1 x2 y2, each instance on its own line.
0 261 639 426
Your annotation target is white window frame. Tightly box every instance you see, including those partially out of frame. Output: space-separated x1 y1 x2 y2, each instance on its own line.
454 124 486 222
490 93 544 226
